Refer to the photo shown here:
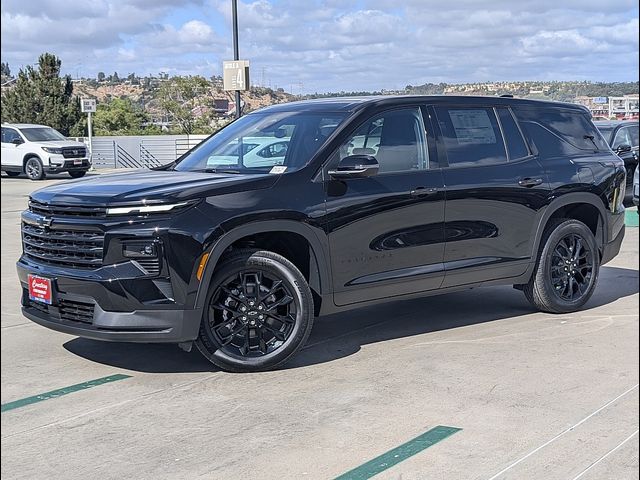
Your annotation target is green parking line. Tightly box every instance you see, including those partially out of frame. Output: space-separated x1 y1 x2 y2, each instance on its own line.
1 374 132 413
333 425 462 480
625 208 639 227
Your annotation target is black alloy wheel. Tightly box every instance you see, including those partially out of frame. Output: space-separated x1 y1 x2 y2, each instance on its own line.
196 249 314 372
523 218 600 313
549 233 594 301
25 157 45 180
208 270 297 357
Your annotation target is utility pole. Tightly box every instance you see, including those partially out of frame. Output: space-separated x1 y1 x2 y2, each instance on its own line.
232 0 241 119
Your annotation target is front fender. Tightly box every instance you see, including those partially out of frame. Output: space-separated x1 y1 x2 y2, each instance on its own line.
193 219 331 309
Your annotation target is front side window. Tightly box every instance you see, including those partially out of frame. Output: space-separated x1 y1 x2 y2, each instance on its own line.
20 127 67 142
435 106 507 167
175 111 345 173
338 107 428 173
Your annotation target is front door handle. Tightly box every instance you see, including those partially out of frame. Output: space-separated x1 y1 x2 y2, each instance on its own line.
518 177 543 188
410 187 438 197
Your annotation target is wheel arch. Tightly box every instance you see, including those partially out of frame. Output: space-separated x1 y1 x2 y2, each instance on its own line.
194 220 331 315
22 153 42 172
532 193 607 259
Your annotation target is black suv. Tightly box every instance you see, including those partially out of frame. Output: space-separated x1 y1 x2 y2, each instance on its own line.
18 96 627 372
593 120 639 206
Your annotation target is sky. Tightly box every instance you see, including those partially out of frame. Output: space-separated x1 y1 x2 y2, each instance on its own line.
1 0 639 93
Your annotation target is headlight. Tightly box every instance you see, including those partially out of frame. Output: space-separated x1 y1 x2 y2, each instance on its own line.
42 147 63 154
106 201 191 216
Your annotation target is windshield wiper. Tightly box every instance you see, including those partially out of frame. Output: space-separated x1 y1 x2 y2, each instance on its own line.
201 168 244 174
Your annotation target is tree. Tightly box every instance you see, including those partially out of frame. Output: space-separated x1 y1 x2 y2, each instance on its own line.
92 97 158 135
1 53 83 136
97 71 105 82
1 62 10 77
157 75 213 134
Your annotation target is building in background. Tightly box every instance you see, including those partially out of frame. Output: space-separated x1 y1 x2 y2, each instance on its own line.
575 94 639 120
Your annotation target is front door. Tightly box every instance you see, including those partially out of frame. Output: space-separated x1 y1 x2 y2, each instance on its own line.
324 106 446 306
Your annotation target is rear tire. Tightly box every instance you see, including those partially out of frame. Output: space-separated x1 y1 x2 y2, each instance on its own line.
69 171 87 178
523 218 599 313
195 249 314 372
25 157 45 180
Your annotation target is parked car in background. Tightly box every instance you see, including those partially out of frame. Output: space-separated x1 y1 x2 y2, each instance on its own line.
594 120 639 206
1 123 91 180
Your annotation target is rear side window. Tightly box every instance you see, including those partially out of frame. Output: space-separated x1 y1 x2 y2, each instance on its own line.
515 108 609 153
434 107 507 167
497 108 529 160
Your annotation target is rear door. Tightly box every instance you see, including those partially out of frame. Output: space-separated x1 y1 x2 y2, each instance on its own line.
324 106 446 306
433 104 549 287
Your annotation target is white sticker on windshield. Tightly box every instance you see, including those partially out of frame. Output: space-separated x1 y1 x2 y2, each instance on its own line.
269 166 287 174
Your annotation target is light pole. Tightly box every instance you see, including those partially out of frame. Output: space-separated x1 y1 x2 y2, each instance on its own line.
232 0 242 119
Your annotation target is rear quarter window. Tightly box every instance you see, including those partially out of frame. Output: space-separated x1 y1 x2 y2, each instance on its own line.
514 107 610 156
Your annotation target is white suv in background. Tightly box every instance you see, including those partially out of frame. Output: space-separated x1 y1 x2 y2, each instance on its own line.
1 123 91 180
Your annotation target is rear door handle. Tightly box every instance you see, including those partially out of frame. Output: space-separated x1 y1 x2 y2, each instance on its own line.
410 187 438 197
518 177 543 188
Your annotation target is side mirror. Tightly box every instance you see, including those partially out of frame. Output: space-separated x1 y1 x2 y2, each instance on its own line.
328 154 379 179
616 144 632 153
11 138 24 146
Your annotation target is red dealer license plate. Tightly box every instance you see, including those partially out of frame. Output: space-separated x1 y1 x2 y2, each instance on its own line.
28 275 52 305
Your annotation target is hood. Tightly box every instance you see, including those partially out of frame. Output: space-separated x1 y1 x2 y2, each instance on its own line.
30 169 280 206
33 140 87 148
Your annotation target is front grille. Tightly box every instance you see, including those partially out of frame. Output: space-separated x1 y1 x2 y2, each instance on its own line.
22 222 104 268
27 299 95 324
29 199 106 217
61 147 87 158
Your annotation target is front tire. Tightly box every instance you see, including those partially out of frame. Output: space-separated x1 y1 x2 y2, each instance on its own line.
69 171 87 178
25 157 45 180
523 218 600 313
195 249 314 372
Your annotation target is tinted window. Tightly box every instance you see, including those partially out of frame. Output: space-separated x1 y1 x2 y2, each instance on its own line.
434 107 507 167
612 127 633 150
339 107 428 173
515 108 609 152
629 125 639 147
497 108 529 160
1 127 22 143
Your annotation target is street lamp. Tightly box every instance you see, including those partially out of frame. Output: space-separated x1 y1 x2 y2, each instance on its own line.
232 0 241 119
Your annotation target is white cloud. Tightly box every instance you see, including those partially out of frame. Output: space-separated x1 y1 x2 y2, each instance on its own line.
0 0 637 91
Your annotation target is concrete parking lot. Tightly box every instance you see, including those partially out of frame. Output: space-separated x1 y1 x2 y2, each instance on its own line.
1 172 638 480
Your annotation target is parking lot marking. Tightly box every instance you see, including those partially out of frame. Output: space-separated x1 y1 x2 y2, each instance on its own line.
570 429 639 480
1 374 132 413
333 425 461 480
486 383 639 480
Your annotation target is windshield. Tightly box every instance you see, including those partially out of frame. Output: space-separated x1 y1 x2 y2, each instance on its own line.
20 127 67 142
174 110 346 174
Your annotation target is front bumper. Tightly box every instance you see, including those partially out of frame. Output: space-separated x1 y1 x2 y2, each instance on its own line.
601 224 625 265
45 158 91 173
17 259 203 343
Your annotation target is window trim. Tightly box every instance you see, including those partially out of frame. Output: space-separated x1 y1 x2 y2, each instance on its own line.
495 107 533 161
